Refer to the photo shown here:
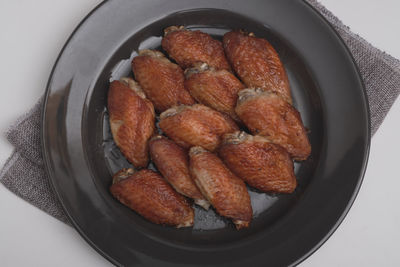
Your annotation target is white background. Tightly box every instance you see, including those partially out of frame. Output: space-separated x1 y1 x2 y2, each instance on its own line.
0 0 399 266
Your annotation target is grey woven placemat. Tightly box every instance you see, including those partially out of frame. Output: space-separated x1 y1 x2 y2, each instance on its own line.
1 0 399 225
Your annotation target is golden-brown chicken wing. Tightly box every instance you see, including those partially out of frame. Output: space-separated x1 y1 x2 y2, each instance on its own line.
107 78 155 168
235 88 311 161
162 26 231 71
219 131 296 193
223 30 292 103
149 135 210 209
189 147 252 229
110 168 194 228
184 63 244 122
159 104 238 152
132 49 195 113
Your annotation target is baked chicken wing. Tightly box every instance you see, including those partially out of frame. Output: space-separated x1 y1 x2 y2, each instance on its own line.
132 49 195 113
184 63 244 122
149 135 210 209
235 88 311 161
162 26 231 71
159 104 238 152
107 78 155 168
110 168 194 228
189 147 252 229
219 131 296 193
223 30 292 103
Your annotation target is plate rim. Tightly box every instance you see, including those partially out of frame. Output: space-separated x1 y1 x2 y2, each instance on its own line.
295 0 371 264
41 1 119 265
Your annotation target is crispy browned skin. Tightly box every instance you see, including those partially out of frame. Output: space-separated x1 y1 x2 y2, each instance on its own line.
219 132 296 193
189 147 252 229
184 63 244 122
159 104 239 152
110 169 194 228
235 88 311 161
223 30 292 103
149 135 210 209
132 49 195 113
162 26 231 71
107 78 155 168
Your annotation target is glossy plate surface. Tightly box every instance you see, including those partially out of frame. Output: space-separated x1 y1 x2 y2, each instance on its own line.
42 0 370 266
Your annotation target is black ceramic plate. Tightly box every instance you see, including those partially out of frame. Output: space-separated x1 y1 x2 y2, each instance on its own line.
42 0 370 266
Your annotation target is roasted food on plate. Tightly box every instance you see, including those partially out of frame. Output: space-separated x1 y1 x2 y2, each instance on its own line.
235 88 311 161
108 26 312 230
223 30 292 103
107 77 155 168
159 104 238 152
162 26 231 71
189 147 252 229
219 131 297 193
184 63 244 122
149 135 210 209
132 49 195 113
110 168 194 228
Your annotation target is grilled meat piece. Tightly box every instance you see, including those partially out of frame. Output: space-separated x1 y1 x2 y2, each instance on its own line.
132 49 195 113
219 131 296 193
149 135 210 209
162 26 231 71
223 30 292 103
235 88 311 160
184 63 244 122
110 168 194 228
107 78 155 168
189 147 252 229
159 104 238 152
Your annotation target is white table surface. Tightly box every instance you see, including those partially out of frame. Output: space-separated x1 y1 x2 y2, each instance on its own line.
1 0 399 266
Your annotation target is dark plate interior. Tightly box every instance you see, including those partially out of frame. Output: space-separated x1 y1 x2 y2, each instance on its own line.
42 0 370 266
85 9 323 247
